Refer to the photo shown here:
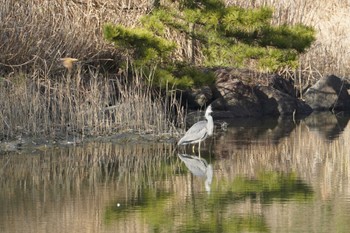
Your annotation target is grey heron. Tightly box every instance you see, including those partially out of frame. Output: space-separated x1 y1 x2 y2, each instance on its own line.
177 105 214 154
178 154 213 193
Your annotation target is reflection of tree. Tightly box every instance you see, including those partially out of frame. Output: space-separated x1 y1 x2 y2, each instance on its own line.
216 172 313 204
105 168 312 232
105 188 270 233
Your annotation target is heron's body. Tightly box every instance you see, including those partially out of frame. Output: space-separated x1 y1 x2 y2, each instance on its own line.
177 105 213 153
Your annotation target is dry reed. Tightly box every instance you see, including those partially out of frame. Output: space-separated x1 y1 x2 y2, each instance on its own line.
0 65 184 140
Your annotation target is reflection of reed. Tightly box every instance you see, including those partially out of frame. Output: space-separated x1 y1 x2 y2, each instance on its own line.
213 120 350 233
2 120 350 232
215 122 350 190
0 142 178 233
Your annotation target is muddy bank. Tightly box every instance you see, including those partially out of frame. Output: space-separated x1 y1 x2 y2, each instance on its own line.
0 132 178 154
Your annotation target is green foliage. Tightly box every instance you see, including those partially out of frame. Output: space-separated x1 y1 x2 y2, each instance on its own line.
259 24 316 52
103 24 176 66
150 64 215 89
222 6 273 33
183 4 316 70
141 1 315 71
104 0 316 88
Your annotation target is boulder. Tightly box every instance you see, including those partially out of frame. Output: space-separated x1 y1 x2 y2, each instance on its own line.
304 75 350 111
268 74 296 98
255 86 312 116
213 70 262 117
181 85 213 109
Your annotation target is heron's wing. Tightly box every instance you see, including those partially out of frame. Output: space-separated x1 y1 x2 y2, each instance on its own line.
184 120 207 137
178 121 208 145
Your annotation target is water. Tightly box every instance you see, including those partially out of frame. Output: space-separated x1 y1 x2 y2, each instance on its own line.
1 112 350 233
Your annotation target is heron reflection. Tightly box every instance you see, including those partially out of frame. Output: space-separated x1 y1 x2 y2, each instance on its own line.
178 154 213 193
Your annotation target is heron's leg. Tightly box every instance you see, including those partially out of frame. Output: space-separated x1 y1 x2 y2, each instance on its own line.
198 142 201 158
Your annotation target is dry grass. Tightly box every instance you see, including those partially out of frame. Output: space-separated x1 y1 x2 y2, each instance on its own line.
0 0 151 70
0 66 184 140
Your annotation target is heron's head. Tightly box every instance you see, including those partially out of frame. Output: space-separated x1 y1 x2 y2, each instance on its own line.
205 105 213 115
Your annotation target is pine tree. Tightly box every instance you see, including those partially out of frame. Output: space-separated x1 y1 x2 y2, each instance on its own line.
104 0 315 88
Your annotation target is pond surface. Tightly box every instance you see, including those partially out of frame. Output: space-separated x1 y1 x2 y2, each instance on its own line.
1 112 350 233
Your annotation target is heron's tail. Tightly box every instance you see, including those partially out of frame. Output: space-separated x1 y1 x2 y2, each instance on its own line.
177 137 187 146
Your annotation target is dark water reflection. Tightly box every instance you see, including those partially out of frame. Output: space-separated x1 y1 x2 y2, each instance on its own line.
1 112 350 232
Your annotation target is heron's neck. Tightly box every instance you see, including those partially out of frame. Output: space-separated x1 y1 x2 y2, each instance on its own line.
205 114 214 136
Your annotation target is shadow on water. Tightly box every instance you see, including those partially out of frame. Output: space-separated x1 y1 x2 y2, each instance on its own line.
1 112 350 232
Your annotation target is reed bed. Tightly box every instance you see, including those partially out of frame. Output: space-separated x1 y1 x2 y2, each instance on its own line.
0 0 185 139
0 66 184 140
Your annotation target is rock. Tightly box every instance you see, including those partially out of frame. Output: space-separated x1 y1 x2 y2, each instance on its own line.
213 70 262 117
182 86 213 109
268 74 296 98
180 68 350 118
304 75 350 111
255 86 312 116
210 68 311 117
